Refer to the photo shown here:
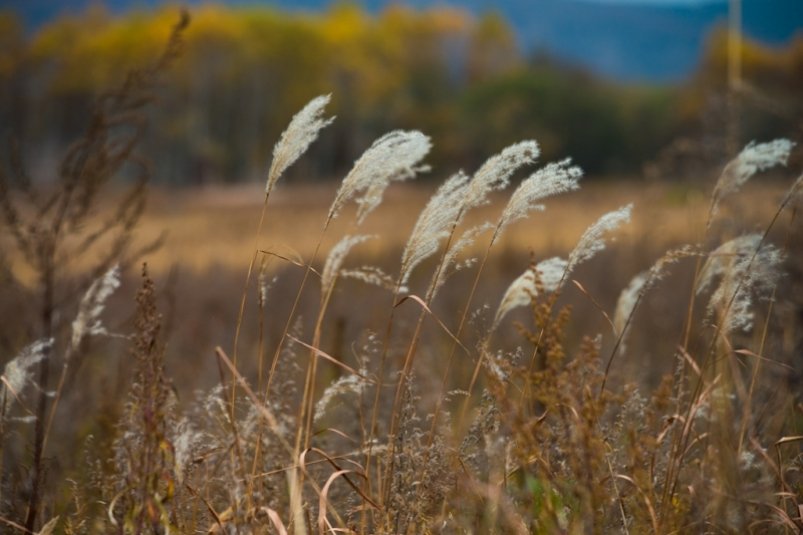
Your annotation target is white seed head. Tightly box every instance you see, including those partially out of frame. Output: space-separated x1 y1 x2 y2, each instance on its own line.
432 222 494 299
321 235 374 298
328 130 431 224
567 204 633 275
710 139 794 220
71 264 121 350
341 265 402 293
697 235 762 295
172 417 201 484
493 257 568 328
1 338 53 411
614 272 649 339
697 234 783 334
613 245 696 340
400 171 471 285
464 141 540 212
498 158 582 232
314 374 365 424
266 94 334 194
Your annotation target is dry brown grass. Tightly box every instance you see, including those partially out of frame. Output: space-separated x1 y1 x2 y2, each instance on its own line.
2 178 781 280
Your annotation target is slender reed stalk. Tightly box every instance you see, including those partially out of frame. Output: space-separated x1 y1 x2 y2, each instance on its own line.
660 174 800 522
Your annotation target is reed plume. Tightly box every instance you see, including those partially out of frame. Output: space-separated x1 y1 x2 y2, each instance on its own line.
497 158 582 233
1 339 53 414
70 264 121 350
493 257 567 328
709 139 794 222
697 234 784 334
266 94 335 195
567 203 633 274
321 235 375 298
400 171 471 285
328 130 431 224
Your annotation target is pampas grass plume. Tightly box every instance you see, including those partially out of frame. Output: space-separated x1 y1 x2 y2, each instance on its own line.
431 222 494 298
321 235 374 298
266 94 335 194
463 141 539 211
400 171 471 285
710 139 794 220
613 245 696 338
567 204 633 274
697 234 783 333
328 130 431 224
1 338 53 411
71 264 121 350
498 158 582 232
493 257 567 328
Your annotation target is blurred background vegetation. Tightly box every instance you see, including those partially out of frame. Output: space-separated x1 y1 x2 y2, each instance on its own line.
0 2 801 185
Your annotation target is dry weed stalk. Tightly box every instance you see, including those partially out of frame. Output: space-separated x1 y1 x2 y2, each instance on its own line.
0 12 188 530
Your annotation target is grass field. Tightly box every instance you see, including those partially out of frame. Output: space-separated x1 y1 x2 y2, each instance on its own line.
1 38 801 529
3 164 802 532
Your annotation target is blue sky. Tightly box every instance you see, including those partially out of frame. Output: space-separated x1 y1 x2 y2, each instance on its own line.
579 0 724 3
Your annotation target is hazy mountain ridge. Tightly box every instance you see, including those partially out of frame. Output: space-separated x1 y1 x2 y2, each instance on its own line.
6 0 803 81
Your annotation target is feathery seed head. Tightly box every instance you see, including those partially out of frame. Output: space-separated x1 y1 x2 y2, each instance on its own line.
266 94 335 194
498 158 582 232
614 245 697 338
697 234 761 296
313 374 366 424
1 338 53 411
493 257 567 328
431 222 494 299
321 235 375 298
172 417 201 484
328 130 431 224
71 264 121 350
614 272 648 338
464 141 540 211
710 139 794 220
400 171 471 285
567 204 633 274
341 265 403 293
697 234 783 334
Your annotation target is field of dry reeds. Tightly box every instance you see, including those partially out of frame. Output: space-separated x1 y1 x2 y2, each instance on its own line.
2 16 803 535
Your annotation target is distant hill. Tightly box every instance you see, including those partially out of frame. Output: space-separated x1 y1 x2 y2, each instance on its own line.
6 0 803 82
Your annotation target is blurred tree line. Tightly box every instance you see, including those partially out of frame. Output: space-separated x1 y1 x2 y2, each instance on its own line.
0 4 800 185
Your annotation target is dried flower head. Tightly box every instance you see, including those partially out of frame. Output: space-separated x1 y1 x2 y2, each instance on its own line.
266 94 335 194
328 130 431 224
71 264 121 350
321 235 374 298
710 139 794 221
493 257 567 328
697 234 783 333
400 171 471 285
498 158 582 232
567 204 633 275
